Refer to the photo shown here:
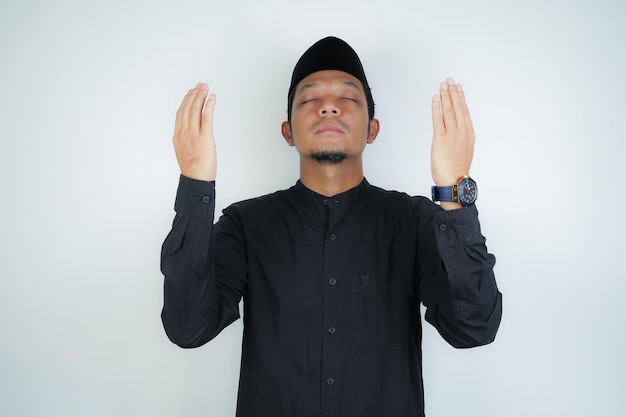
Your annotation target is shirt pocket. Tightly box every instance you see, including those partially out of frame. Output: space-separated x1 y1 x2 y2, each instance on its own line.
352 274 411 347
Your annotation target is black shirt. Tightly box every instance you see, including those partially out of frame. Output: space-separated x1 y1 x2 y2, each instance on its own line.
161 175 502 417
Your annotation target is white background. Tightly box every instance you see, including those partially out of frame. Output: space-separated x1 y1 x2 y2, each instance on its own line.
1 0 625 416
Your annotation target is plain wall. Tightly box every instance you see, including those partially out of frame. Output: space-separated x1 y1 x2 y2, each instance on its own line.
1 0 624 416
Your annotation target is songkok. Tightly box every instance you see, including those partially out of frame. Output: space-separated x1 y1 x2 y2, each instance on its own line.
287 36 375 120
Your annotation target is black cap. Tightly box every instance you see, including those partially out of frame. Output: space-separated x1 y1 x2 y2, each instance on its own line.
287 36 375 120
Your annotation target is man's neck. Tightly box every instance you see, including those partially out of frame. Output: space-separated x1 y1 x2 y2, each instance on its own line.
299 157 364 197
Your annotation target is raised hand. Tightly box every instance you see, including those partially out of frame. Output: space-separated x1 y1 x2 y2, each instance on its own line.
430 78 474 189
173 83 217 181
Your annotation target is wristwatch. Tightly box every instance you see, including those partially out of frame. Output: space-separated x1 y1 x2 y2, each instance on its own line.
431 175 477 206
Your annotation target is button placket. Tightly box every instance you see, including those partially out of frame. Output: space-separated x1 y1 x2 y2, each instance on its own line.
321 193 344 412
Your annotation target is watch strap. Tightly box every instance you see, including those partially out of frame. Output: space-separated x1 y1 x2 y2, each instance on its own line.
431 185 456 203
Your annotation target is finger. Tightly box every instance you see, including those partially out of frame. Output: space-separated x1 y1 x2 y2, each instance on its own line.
175 87 195 137
439 80 456 131
187 83 208 132
449 82 471 130
201 93 216 136
431 94 445 136
179 84 202 133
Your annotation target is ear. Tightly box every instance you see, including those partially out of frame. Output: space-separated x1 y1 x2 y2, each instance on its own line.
281 121 295 146
366 118 380 144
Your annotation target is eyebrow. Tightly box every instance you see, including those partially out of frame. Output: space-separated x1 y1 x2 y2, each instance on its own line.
295 80 363 96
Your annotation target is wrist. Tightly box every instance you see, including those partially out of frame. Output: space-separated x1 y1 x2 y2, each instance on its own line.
439 201 463 211
181 164 216 182
431 175 477 206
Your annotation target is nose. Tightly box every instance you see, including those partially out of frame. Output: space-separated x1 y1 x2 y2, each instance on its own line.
318 97 340 117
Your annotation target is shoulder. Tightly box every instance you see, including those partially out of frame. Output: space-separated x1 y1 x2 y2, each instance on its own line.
367 182 437 212
223 186 296 215
356 182 440 231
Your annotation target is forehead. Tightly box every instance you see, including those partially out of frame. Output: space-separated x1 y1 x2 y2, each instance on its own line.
295 70 365 95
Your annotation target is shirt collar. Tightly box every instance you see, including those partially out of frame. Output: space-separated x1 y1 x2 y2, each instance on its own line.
293 178 370 209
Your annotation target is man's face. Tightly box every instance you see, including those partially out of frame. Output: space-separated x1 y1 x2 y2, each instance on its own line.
282 70 378 164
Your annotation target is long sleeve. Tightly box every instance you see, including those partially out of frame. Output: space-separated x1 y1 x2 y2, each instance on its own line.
160 175 243 348
418 203 502 348
158 178 502 416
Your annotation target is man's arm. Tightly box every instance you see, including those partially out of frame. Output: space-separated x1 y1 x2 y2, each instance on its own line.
419 78 502 347
160 84 242 347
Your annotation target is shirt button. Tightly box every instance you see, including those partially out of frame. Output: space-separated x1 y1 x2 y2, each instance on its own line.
439 224 447 232
202 195 211 204
329 278 337 286
328 327 336 334
326 378 335 386
329 233 337 241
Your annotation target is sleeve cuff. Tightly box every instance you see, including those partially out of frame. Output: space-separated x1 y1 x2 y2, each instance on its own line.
174 175 216 220
434 204 483 246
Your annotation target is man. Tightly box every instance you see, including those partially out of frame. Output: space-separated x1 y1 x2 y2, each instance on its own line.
161 36 502 417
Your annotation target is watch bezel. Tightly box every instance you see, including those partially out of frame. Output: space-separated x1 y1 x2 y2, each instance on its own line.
457 176 477 205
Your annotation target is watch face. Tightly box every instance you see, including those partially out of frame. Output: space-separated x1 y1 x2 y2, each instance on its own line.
458 178 477 205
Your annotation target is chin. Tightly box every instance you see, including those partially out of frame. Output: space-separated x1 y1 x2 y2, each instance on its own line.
310 149 348 164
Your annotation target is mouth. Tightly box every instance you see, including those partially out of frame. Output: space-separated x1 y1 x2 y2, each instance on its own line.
314 121 345 134
317 127 343 134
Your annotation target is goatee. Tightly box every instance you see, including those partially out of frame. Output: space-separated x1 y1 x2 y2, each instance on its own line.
310 150 348 165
